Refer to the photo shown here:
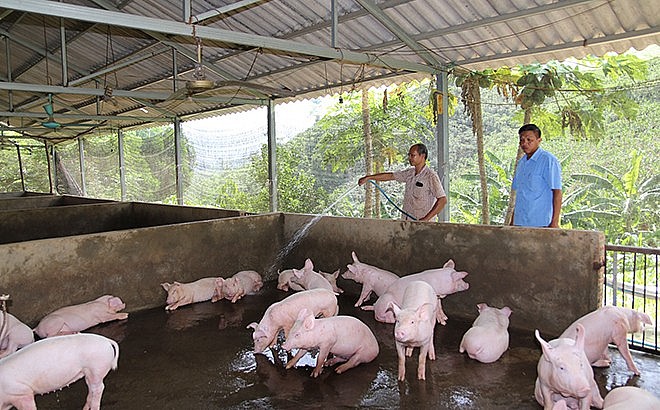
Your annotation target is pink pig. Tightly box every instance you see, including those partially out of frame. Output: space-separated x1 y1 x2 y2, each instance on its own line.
535 324 604 410
459 303 512 363
34 295 129 338
388 280 438 381
559 305 653 375
341 251 399 307
0 312 34 359
363 259 469 324
212 270 263 303
282 309 379 378
277 269 304 292
0 333 119 410
290 259 335 292
247 288 338 354
161 277 216 311
603 386 660 410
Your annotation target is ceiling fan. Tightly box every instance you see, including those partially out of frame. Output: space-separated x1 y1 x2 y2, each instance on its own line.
164 38 294 101
39 93 104 131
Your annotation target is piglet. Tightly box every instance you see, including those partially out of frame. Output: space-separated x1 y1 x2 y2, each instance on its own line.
342 251 399 307
290 259 334 292
161 277 216 311
213 270 263 303
459 303 512 363
282 309 379 378
388 280 438 381
364 259 469 324
0 312 34 358
0 333 119 410
603 386 660 410
277 269 304 292
534 324 604 410
34 295 128 338
559 305 653 375
247 288 338 354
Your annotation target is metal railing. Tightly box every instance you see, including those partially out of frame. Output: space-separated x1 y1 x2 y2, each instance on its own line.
603 244 659 354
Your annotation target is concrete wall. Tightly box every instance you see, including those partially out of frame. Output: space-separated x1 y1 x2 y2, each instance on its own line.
281 214 605 337
0 194 106 210
0 200 246 244
0 203 605 337
0 213 283 325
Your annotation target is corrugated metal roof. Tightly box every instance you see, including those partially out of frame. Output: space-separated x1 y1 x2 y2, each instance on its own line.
0 0 658 143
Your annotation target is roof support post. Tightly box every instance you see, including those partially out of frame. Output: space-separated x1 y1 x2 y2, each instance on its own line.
118 129 126 201
59 18 68 86
78 137 87 196
174 117 184 205
331 0 338 48
267 99 277 212
435 71 449 222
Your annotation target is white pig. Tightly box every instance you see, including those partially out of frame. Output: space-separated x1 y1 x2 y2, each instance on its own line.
277 269 304 292
363 259 469 324
290 259 334 292
161 277 216 310
34 295 129 338
212 270 263 303
282 308 379 378
247 288 338 354
388 280 438 381
0 333 119 410
341 251 399 307
603 386 660 410
0 312 34 358
534 324 604 410
319 269 344 294
459 303 512 363
559 305 653 375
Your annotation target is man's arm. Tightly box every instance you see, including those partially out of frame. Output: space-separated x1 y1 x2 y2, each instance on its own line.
419 196 447 222
358 172 395 186
548 189 562 228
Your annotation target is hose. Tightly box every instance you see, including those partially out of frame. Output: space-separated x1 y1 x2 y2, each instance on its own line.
368 180 418 221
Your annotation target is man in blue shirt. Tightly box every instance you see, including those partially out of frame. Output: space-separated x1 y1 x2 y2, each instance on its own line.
511 124 562 227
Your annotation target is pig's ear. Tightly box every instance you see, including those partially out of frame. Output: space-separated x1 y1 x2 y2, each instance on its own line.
476 303 487 312
304 258 314 271
444 259 455 269
640 312 653 326
535 329 555 361
417 303 435 321
574 323 586 350
501 307 512 317
246 322 258 330
387 301 401 317
452 271 468 280
161 283 171 291
332 269 340 279
296 308 310 321
292 269 303 279
351 251 359 263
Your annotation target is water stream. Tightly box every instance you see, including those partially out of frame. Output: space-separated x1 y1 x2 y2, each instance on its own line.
268 183 361 275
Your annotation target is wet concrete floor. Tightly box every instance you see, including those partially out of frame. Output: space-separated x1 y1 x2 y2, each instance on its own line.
35 283 660 409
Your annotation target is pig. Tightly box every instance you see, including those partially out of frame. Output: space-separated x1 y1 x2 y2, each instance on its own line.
212 270 263 303
34 295 129 338
281 308 379 378
290 259 335 292
559 305 653 375
388 280 438 381
277 269 304 292
341 251 400 307
534 324 604 410
319 269 344 294
363 259 469 324
602 386 660 410
247 288 338 354
0 333 119 410
161 277 216 310
459 303 512 363
0 312 34 358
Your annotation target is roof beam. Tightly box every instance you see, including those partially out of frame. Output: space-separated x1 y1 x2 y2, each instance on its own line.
3 0 440 73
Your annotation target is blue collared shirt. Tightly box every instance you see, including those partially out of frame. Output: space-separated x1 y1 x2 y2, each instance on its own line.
512 147 562 227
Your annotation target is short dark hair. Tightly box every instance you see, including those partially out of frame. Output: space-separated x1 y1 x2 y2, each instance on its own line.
411 143 429 160
518 123 541 138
